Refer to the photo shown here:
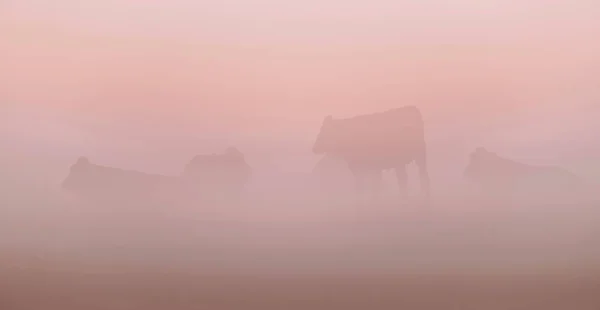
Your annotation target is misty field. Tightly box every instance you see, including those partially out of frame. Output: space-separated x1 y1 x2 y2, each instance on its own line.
5 0 600 307
2 182 600 309
2 265 599 310
1 149 599 309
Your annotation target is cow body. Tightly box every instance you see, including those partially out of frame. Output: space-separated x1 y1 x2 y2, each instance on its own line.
182 147 252 200
62 157 194 205
464 147 588 204
312 106 430 203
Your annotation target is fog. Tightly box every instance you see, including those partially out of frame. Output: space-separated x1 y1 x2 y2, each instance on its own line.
2 97 600 275
2 0 600 308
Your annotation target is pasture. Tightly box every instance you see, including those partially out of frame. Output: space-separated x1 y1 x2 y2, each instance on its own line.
2 154 600 309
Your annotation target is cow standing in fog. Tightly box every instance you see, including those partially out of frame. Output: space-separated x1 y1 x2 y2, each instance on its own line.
312 106 430 204
183 147 252 201
464 147 589 204
61 156 194 205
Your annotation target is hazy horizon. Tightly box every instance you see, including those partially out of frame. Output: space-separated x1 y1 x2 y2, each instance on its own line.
3 1 600 137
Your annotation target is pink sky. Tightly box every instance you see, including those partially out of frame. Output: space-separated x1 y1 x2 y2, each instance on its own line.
2 0 600 139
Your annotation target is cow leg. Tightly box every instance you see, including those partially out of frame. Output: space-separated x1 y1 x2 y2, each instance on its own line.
395 165 408 202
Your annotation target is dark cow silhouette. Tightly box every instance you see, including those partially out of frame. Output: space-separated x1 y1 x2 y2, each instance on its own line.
62 156 193 204
464 147 588 203
312 106 430 202
182 147 252 200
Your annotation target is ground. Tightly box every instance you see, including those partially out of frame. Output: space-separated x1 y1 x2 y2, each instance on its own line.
1 260 599 309
1 169 599 309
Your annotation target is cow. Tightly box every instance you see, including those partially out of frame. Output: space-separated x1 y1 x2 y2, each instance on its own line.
312 106 430 203
182 147 252 201
61 156 194 205
464 147 589 204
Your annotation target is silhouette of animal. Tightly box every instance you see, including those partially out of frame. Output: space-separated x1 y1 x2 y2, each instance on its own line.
182 147 252 199
62 156 192 204
464 147 588 202
312 106 430 202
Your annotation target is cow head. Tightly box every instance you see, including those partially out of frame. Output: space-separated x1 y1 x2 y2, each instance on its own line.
184 147 251 183
62 156 91 191
312 115 336 155
224 147 244 160
464 147 503 182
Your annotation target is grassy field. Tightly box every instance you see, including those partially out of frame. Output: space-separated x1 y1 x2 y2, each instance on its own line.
1 155 600 309
1 258 599 310
2 196 600 309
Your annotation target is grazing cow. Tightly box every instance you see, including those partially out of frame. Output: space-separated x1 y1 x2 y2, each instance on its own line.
312 106 430 203
61 156 193 205
182 147 252 200
464 147 588 203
